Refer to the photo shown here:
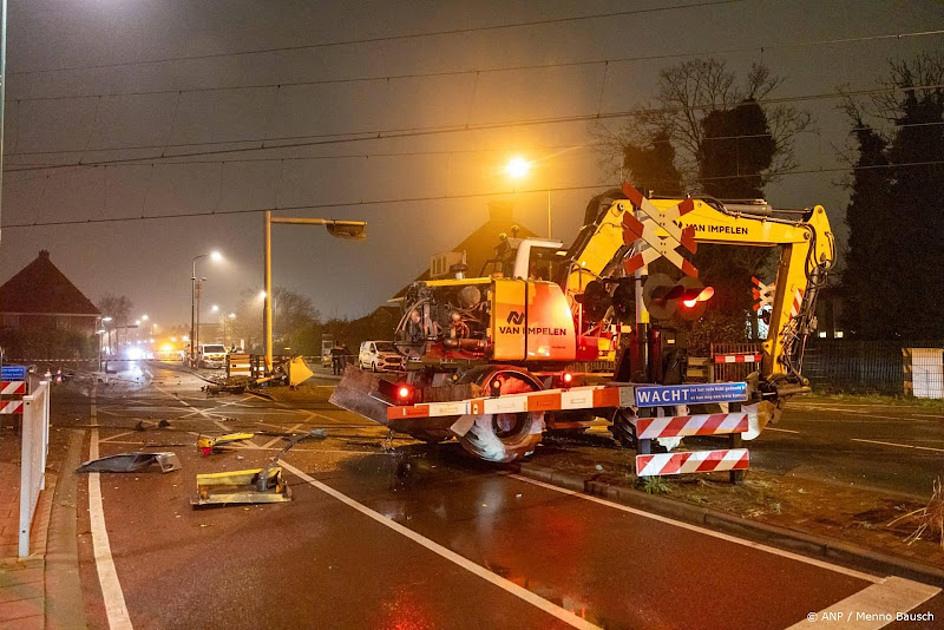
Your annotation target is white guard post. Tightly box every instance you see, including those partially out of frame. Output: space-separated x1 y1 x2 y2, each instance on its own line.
19 380 50 558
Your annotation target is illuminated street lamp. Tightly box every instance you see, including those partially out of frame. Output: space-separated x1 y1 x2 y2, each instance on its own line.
191 250 223 366
504 154 552 238
505 156 532 179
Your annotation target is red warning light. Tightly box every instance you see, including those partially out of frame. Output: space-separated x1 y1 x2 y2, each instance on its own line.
562 371 574 384
397 385 413 401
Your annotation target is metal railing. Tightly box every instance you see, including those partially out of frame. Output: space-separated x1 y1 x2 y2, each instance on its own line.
19 380 50 558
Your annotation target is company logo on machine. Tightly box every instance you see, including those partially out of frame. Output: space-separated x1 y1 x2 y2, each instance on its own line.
506 311 525 325
499 310 568 337
634 382 748 407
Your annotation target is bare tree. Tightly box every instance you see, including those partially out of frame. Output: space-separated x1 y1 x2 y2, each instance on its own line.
598 59 812 191
97 294 133 326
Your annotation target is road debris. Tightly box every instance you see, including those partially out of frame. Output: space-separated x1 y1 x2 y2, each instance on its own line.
192 466 292 507
197 432 256 456
77 452 181 474
887 476 944 548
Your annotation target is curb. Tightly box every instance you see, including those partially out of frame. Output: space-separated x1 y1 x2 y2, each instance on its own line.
517 462 944 587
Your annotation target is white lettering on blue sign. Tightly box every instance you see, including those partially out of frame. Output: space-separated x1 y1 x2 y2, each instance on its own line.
1 365 27 380
634 382 747 407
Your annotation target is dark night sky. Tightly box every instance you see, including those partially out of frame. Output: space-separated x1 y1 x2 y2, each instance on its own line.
1 0 941 330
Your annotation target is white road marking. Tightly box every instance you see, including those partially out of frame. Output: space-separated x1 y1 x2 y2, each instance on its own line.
88 387 134 630
508 474 881 583
766 427 801 434
851 438 944 454
98 430 137 443
785 576 939 629
280 461 599 630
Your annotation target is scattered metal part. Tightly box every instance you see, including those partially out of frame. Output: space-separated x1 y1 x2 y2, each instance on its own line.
197 432 255 456
77 452 181 474
191 466 292 507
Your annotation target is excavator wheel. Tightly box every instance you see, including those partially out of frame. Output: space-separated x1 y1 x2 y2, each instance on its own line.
457 367 545 464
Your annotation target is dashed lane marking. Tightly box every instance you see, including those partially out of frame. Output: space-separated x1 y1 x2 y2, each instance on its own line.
279 461 599 630
508 474 881 583
766 427 801 434
88 387 134 629
850 438 944 454
785 576 939 629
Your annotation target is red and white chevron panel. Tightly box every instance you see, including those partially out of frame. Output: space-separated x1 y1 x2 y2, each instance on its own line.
713 353 763 364
789 287 804 318
0 381 26 395
636 448 749 477
634 412 751 440
0 400 24 415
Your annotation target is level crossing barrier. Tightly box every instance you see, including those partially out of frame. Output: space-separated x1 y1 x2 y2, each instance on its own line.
632 382 751 483
18 379 50 557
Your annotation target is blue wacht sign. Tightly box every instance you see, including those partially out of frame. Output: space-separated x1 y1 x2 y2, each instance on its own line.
1 365 27 381
634 382 748 407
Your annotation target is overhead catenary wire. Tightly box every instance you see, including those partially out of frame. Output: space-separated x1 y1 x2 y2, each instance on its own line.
6 82 944 173
5 159 944 230
11 0 746 76
10 29 943 104
6 119 942 174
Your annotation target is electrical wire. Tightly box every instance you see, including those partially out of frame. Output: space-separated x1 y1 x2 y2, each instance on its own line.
12 29 942 104
7 82 944 172
5 159 944 230
11 0 745 76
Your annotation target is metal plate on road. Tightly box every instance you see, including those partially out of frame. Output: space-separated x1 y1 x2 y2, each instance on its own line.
634 382 747 407
1 365 27 380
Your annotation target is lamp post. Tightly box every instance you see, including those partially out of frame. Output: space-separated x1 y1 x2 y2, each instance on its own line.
262 212 366 373
190 251 222 366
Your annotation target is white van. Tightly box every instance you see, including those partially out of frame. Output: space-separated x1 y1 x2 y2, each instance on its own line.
198 343 228 369
358 341 403 372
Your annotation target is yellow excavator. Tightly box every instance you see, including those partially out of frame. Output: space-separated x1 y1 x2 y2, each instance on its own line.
331 184 835 462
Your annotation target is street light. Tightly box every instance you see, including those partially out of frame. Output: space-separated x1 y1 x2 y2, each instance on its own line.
211 304 220 313
505 156 532 179
263 213 366 371
191 250 224 366
504 154 551 238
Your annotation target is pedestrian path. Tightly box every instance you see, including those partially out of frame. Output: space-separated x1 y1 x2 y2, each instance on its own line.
0 427 59 629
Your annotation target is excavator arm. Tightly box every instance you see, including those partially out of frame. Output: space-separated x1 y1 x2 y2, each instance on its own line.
559 188 835 387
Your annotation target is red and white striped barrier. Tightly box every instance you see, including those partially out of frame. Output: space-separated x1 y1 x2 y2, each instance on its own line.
789 287 804 318
633 412 751 440
0 400 24 415
1 381 26 396
713 353 763 364
636 448 749 477
388 384 634 420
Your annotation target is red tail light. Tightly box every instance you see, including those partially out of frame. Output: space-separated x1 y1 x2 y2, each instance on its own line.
396 385 413 403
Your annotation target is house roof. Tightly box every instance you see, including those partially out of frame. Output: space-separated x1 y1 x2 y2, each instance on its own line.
392 202 537 298
0 250 100 316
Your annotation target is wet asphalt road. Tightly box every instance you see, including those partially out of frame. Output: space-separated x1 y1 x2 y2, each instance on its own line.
753 399 943 499
53 362 941 629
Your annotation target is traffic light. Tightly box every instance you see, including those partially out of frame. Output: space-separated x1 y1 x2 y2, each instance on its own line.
643 273 714 321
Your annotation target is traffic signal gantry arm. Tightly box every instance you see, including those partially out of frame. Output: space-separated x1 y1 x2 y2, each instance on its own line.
559 190 835 385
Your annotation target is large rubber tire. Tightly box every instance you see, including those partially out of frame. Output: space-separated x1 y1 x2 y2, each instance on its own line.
458 368 544 464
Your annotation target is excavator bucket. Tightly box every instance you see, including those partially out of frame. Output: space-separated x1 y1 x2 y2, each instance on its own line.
329 365 396 426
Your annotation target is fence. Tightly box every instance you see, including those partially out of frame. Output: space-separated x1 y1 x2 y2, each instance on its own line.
18 380 50 558
803 340 944 395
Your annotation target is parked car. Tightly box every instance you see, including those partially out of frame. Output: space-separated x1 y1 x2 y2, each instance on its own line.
198 343 228 369
358 341 403 372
